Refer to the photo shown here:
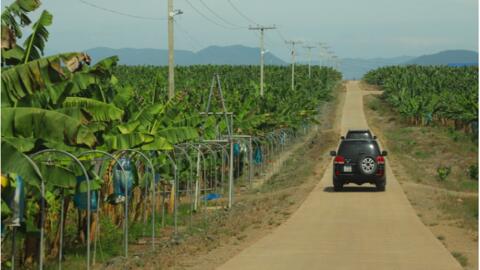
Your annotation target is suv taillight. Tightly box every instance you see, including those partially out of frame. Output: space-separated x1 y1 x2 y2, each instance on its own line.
376 156 385 176
376 156 385 165
334 156 345 164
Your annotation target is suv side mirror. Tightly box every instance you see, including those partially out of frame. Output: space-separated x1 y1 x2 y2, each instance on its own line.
340 136 345 140
381 150 388 156
330 151 337 156
373 136 377 139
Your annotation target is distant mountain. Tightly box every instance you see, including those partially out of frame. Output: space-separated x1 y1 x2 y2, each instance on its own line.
405 50 478 65
324 56 415 80
86 45 287 66
337 50 479 79
84 46 478 80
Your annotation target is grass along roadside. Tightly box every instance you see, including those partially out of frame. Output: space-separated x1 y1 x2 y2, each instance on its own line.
362 89 478 270
94 84 345 270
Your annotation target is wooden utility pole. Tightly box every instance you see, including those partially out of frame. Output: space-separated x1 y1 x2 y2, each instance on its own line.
285 40 302 91
332 55 340 70
303 45 315 79
167 0 182 99
317 43 328 66
168 0 174 99
249 25 276 96
326 49 334 68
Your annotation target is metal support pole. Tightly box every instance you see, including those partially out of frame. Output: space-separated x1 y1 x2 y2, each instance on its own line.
116 150 155 251
228 139 234 208
77 151 128 260
31 150 90 270
248 137 253 185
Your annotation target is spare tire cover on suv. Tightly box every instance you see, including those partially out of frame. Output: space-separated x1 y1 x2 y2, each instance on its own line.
358 155 378 175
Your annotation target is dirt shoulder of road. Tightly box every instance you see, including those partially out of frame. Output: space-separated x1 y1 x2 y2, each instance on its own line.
361 84 478 270
105 83 346 270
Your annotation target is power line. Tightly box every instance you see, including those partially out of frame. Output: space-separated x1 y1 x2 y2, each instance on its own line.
184 0 240 29
274 29 291 52
198 0 245 29
264 35 277 48
226 0 257 25
174 19 203 51
77 0 167 21
275 29 288 42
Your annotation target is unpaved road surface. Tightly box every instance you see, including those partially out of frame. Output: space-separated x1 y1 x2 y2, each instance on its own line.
217 81 462 270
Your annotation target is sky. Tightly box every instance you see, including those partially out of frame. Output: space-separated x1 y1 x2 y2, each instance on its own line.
2 0 478 61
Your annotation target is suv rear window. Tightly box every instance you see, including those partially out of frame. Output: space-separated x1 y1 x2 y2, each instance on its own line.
338 140 380 157
346 131 371 139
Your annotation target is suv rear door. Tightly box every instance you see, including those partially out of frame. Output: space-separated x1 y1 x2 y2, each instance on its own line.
336 140 380 174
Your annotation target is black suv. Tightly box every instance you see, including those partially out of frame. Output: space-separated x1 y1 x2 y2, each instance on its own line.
330 139 387 191
341 129 377 140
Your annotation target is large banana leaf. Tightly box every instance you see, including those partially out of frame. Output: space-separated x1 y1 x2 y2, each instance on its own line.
1 0 41 40
1 136 35 152
141 136 172 151
155 127 199 144
38 163 77 189
103 133 154 150
1 140 41 187
131 103 165 124
1 52 85 104
61 96 124 122
22 9 52 62
116 120 141 134
1 45 25 65
2 107 96 147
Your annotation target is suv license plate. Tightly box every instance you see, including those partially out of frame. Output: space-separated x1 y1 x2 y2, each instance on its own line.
343 166 352 172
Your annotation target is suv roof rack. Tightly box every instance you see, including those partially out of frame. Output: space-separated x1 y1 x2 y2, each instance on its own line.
347 129 371 132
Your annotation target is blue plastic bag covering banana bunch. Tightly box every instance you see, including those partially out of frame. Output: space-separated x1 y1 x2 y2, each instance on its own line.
280 132 287 145
233 143 241 156
254 147 263 164
1 175 26 227
74 175 99 211
108 157 135 205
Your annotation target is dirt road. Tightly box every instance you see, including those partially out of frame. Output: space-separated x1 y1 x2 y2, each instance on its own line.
217 81 462 270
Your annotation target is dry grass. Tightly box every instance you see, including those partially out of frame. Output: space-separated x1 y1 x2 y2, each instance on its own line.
363 91 478 270
365 95 477 192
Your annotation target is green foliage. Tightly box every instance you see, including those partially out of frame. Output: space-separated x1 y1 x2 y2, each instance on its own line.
61 97 124 122
1 141 42 186
1 52 90 105
0 2 343 266
22 10 52 62
467 164 478 181
1 0 41 41
452 251 469 267
1 107 97 147
436 165 452 181
363 65 478 132
113 65 341 135
39 163 77 189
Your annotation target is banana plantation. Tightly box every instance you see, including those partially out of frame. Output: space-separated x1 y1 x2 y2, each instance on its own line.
1 1 341 269
363 65 478 133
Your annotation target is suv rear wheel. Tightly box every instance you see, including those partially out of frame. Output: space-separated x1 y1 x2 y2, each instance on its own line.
375 181 386 192
333 178 343 191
